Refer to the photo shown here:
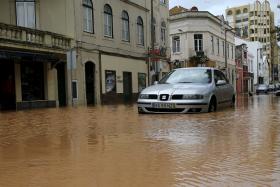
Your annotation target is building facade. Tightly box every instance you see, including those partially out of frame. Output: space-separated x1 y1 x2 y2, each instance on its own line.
235 37 269 93
0 0 170 110
226 0 278 83
169 6 236 88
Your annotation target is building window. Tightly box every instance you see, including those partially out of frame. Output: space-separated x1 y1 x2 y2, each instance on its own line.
152 17 156 44
236 9 241 15
194 34 203 52
16 0 35 28
172 36 180 53
104 4 113 37
21 62 44 101
83 0 94 33
222 41 225 56
231 45 234 59
161 21 166 44
160 0 167 4
137 16 144 45
211 36 214 54
121 11 130 41
227 10 232 16
217 38 220 55
227 44 229 58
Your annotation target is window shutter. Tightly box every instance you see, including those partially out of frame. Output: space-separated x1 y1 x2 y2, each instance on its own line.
16 2 25 27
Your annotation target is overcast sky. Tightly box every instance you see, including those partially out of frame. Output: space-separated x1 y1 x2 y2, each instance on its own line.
169 0 280 25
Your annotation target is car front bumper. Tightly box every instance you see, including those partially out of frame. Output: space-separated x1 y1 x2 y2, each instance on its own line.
137 100 209 114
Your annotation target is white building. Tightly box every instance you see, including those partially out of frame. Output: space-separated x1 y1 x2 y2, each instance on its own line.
235 37 269 87
169 6 236 88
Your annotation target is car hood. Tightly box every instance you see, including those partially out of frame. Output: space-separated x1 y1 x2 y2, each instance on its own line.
141 83 211 95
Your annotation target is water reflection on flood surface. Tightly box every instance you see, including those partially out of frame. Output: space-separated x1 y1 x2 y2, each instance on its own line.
1 95 280 187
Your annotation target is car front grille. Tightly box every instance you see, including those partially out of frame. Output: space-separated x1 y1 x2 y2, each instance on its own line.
172 95 183 100
148 94 158 99
145 108 185 113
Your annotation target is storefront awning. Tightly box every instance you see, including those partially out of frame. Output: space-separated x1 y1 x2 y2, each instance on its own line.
0 50 64 63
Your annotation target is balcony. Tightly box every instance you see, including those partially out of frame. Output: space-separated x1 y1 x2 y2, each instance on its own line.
0 23 72 52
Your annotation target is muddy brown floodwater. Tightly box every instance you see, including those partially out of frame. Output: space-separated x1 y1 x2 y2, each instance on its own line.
1 95 280 187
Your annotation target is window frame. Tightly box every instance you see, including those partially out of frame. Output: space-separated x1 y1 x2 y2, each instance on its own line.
83 0 94 33
121 10 130 42
104 4 113 38
137 16 144 46
161 21 166 44
16 0 36 28
194 34 203 52
172 36 180 53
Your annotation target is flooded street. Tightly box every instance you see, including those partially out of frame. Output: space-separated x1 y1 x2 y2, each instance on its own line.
1 95 280 187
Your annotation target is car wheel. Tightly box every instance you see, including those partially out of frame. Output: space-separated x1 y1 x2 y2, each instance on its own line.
208 97 217 113
138 107 145 114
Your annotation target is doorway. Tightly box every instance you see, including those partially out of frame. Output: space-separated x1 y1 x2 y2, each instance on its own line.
0 61 16 110
85 62 95 105
56 62 67 107
123 71 132 102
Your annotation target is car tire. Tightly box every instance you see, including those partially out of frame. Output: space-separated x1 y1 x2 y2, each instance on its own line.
138 107 145 114
208 97 217 113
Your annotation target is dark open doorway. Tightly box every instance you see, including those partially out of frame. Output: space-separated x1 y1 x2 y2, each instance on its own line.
56 62 67 107
0 61 16 110
123 71 132 102
85 62 95 105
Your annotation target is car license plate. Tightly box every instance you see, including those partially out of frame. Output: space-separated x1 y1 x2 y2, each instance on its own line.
152 103 176 109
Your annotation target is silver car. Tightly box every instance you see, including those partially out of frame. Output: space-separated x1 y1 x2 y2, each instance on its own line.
137 67 235 113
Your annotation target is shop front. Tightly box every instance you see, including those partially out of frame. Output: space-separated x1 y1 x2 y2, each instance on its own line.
101 54 147 104
0 50 67 110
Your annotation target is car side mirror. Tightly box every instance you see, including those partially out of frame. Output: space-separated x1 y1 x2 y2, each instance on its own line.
216 80 226 86
154 81 158 85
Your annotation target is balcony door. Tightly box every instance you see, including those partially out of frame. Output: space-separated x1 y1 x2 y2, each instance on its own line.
16 0 35 28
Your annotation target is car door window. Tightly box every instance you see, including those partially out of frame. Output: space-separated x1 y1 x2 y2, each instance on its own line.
214 70 228 84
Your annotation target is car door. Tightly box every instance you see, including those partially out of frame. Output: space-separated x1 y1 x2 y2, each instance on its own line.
214 70 228 105
219 71 233 103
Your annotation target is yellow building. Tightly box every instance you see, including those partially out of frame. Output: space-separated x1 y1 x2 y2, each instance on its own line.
226 0 278 82
0 0 170 110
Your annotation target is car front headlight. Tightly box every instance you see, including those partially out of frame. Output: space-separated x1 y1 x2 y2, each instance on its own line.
182 94 204 100
139 94 149 99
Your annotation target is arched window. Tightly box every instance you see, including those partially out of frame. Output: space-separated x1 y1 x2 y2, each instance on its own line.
161 21 166 44
236 9 241 15
16 0 35 28
122 11 129 41
243 8 248 13
83 0 94 33
137 16 144 45
104 4 113 37
227 10 232 16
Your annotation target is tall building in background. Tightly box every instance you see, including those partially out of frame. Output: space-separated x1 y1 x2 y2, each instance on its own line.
226 0 278 83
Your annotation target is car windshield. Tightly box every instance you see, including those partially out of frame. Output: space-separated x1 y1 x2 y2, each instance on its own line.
159 69 212 84
258 85 268 88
